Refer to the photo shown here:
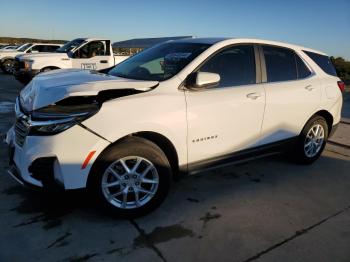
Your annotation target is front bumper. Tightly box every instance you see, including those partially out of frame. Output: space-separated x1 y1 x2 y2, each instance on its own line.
5 124 110 190
13 69 40 85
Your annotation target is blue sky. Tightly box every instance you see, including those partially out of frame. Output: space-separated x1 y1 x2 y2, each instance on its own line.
1 0 349 59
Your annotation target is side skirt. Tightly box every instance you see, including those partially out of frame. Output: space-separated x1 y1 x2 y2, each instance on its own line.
187 137 298 175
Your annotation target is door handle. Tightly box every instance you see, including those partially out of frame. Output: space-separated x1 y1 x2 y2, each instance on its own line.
246 93 261 100
305 85 314 91
100 60 108 63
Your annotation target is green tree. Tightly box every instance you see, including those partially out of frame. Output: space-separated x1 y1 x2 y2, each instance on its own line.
331 56 350 85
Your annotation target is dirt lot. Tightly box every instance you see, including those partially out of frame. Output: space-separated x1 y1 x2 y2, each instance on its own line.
1 72 350 262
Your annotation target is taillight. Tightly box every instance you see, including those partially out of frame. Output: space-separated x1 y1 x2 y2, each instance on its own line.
337 81 345 92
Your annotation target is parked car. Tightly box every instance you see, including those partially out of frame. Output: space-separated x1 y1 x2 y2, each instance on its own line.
0 43 62 74
0 44 27 51
0 45 19 51
6 38 344 217
14 38 129 84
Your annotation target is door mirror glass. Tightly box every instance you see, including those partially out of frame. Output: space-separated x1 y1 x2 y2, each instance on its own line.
186 72 220 89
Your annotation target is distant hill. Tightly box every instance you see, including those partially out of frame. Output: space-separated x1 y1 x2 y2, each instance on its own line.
0 37 67 45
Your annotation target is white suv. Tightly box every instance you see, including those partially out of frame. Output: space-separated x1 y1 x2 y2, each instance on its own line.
6 38 344 217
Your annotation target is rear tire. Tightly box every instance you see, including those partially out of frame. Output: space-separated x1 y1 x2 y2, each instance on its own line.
88 137 172 218
292 115 328 164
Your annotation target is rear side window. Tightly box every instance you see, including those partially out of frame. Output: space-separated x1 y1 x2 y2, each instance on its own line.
263 46 297 82
303 51 337 76
295 55 312 79
199 45 256 87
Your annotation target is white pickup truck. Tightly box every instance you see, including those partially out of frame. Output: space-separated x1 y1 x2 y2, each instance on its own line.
14 38 129 84
0 43 62 74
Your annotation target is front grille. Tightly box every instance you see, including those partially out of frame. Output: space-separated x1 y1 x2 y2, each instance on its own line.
15 117 30 147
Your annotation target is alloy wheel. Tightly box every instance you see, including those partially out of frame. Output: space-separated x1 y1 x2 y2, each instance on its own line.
304 124 325 158
101 156 159 209
4 61 15 74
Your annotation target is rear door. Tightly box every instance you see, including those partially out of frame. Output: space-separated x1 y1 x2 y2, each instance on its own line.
185 44 266 164
259 45 321 145
71 40 114 70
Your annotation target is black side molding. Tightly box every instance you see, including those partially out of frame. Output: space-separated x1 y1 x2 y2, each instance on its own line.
187 137 298 173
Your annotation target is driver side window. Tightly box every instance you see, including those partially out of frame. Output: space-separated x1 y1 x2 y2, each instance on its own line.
27 45 41 53
74 41 108 59
199 45 256 88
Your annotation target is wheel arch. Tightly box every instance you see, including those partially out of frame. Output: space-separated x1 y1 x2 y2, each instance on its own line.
313 110 334 134
132 131 180 176
87 131 180 187
0 57 15 62
40 66 61 72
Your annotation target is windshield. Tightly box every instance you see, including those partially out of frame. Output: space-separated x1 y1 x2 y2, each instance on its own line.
108 42 211 81
56 38 85 53
17 44 32 52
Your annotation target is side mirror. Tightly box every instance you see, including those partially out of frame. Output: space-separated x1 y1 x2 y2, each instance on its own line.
186 72 220 90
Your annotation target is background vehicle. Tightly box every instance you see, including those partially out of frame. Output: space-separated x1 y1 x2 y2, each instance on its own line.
6 38 343 217
0 43 62 74
0 45 19 51
14 38 129 84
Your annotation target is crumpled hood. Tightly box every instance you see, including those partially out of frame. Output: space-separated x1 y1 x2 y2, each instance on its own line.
17 52 68 61
20 69 158 111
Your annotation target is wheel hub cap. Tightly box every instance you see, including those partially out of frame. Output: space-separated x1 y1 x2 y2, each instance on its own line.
101 156 159 209
304 124 325 158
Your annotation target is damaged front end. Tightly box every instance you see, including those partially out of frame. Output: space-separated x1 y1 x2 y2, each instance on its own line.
16 88 152 136
16 70 158 136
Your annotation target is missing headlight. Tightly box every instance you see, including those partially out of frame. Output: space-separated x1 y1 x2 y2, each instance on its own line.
19 88 150 135
28 96 100 135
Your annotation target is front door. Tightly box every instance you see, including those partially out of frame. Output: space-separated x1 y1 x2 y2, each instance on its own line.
185 45 266 165
72 40 113 70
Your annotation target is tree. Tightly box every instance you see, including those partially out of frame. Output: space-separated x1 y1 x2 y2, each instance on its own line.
331 56 350 85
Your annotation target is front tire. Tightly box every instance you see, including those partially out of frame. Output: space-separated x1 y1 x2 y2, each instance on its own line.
89 137 172 218
1 59 15 74
293 115 328 164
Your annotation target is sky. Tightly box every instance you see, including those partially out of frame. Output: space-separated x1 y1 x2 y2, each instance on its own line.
0 0 349 59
